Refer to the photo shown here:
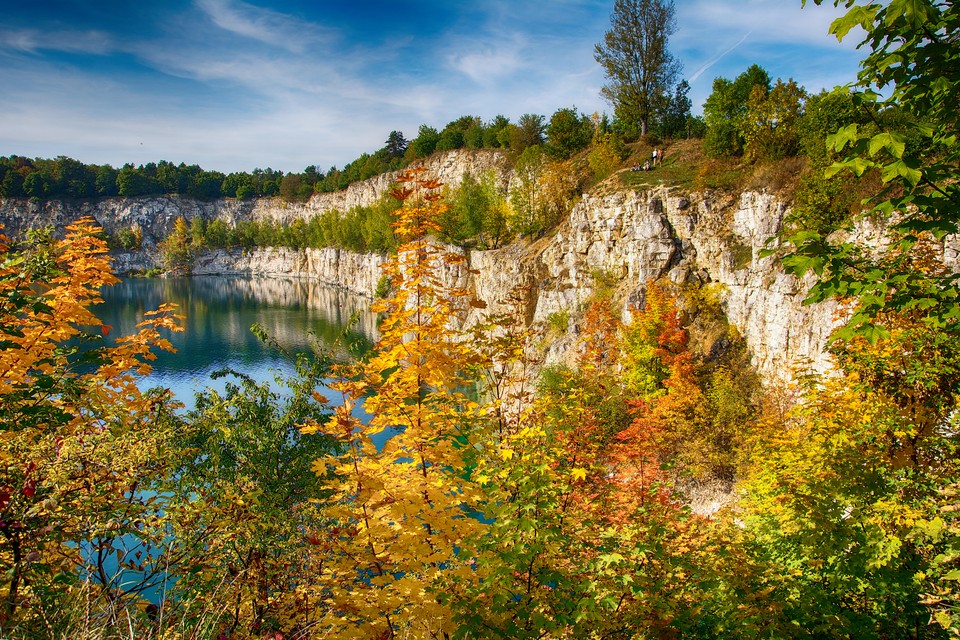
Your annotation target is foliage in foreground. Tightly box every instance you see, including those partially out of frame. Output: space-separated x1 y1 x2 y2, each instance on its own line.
4 159 959 638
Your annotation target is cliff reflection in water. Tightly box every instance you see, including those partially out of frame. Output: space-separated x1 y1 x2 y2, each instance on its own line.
97 276 378 403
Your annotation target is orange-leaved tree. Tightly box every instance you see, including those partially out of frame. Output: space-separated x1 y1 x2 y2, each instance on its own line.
0 218 182 634
619 281 755 483
454 282 702 637
307 168 488 638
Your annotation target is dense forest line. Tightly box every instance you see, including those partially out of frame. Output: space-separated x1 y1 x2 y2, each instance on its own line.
0 105 659 202
134 66 935 275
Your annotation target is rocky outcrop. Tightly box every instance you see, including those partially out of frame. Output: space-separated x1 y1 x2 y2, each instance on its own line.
174 187 841 380
463 188 840 379
0 151 852 381
190 246 387 298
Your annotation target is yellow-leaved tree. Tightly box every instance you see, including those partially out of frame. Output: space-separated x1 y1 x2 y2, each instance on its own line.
307 168 488 638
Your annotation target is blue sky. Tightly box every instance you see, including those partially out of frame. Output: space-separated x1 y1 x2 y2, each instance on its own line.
0 0 864 174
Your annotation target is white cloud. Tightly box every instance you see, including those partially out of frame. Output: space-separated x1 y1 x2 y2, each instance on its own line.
0 1 869 173
676 0 860 50
194 0 332 53
0 28 114 55
448 36 525 85
688 31 751 84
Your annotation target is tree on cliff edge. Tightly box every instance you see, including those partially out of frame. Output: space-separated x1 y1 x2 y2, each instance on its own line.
594 0 681 138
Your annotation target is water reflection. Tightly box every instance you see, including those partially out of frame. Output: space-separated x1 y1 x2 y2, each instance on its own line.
97 276 378 406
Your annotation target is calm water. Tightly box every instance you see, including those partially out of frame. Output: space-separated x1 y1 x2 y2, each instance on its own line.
88 276 380 601
97 276 379 406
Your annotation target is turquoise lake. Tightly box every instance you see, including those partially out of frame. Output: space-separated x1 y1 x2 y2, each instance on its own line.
97 276 379 406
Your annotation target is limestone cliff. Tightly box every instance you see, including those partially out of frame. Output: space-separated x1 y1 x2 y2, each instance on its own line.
463 188 839 380
0 149 511 247
0 150 842 380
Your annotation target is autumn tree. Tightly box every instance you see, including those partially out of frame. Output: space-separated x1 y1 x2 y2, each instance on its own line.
594 0 682 137
741 78 807 161
159 216 192 275
509 145 549 236
499 113 546 153
736 315 960 636
0 219 182 634
308 168 487 638
454 283 701 637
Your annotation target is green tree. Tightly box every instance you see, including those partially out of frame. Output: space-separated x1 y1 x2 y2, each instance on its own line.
384 130 408 157
789 89 867 234
279 173 304 202
594 0 681 137
785 0 960 340
703 64 771 157
439 115 482 152
483 115 511 148
656 79 695 139
188 216 206 250
186 170 224 200
205 218 233 247
166 357 341 636
436 129 466 152
116 165 160 197
588 135 625 181
94 166 118 196
1 168 25 197
501 113 546 152
408 124 441 159
21 172 48 198
545 107 593 159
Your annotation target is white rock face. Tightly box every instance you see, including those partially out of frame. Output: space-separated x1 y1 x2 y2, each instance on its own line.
460 187 841 379
0 151 887 381
190 247 388 298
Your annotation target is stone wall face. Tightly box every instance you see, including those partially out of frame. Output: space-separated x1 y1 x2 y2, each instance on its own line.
4 151 912 381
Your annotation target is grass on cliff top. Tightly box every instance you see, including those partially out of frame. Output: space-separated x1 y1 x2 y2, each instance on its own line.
616 139 807 197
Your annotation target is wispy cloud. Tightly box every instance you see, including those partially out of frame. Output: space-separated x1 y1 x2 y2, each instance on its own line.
674 0 862 110
0 1 866 173
194 0 332 53
448 35 525 85
0 28 114 55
